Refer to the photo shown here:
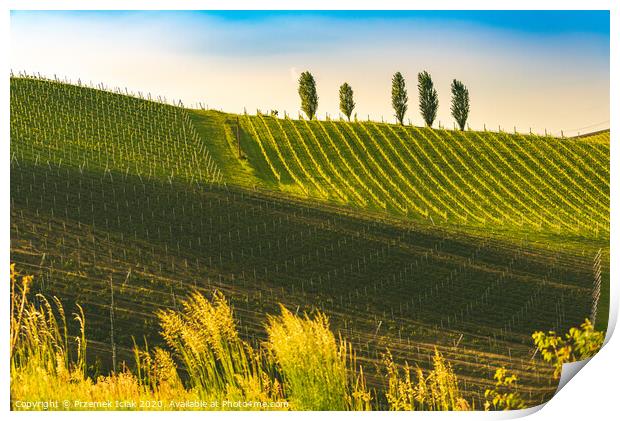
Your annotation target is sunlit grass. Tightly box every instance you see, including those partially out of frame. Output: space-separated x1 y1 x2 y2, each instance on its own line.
266 305 371 410
12 265 601 411
157 290 284 405
383 349 470 411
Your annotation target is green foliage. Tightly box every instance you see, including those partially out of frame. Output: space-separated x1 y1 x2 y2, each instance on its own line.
532 319 605 379
484 368 526 411
339 82 356 121
391 72 408 125
450 79 470 131
418 71 439 127
298 71 318 120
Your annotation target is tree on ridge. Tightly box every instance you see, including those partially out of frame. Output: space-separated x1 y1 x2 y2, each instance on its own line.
451 79 470 131
418 71 438 127
339 82 355 122
298 71 318 120
391 72 408 125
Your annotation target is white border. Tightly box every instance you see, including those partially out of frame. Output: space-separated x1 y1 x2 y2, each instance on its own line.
2 0 615 11
1 1 616 420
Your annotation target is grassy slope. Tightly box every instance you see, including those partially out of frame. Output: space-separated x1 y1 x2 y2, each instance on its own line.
9 77 610 406
189 110 273 189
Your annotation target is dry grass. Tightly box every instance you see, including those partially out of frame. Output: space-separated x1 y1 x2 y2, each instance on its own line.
10 264 200 410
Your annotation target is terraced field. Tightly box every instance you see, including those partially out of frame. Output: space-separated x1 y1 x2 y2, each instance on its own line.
10 76 610 407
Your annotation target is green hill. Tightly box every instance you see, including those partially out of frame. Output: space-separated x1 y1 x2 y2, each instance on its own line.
11 76 223 184
10 76 610 407
12 77 609 238
190 111 608 238
573 129 610 143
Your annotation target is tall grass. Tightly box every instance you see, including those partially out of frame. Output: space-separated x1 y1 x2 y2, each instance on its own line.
11 262 86 395
10 264 199 410
266 305 371 410
12 265 549 411
157 291 283 404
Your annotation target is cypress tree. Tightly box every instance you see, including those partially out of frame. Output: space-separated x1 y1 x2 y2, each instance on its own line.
418 71 438 127
391 72 408 125
339 83 355 121
451 79 470 131
298 71 318 120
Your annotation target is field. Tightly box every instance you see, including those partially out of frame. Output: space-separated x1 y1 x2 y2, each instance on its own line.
190 111 609 237
10 76 610 408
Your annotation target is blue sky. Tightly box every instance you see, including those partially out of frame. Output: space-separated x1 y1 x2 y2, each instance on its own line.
11 10 610 134
191 10 610 35
17 10 608 35
16 10 607 39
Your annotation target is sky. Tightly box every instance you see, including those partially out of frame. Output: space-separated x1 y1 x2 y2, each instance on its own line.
10 10 610 135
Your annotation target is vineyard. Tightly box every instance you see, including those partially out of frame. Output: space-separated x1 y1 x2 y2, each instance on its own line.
10 76 610 408
190 111 609 238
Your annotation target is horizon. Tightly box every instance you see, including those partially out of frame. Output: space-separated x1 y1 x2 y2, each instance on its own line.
10 10 610 135
7 71 611 139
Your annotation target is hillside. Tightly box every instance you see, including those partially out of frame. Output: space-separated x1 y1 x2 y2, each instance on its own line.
11 76 223 184
9 76 610 407
190 111 609 238
12 77 609 239
573 129 610 143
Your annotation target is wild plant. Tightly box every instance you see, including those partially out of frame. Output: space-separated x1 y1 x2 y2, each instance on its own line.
532 319 604 379
483 368 526 410
383 348 469 411
266 305 371 410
